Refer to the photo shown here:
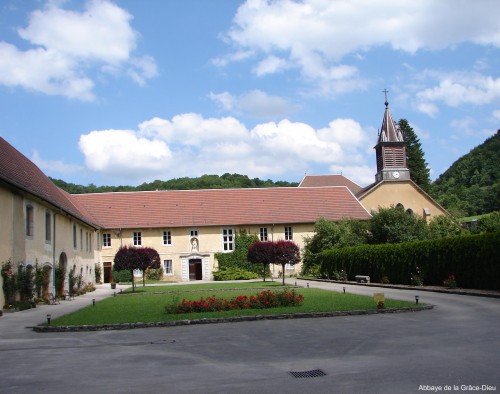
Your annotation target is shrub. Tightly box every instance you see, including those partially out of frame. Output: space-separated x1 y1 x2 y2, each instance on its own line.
95 263 102 284
145 267 164 280
166 289 304 314
213 267 259 281
317 232 499 290
112 269 132 283
17 264 35 303
1 260 17 306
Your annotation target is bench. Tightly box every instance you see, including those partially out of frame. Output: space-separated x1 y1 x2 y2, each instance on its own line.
355 275 370 283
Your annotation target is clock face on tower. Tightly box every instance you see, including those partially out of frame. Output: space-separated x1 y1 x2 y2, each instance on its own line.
392 171 400 179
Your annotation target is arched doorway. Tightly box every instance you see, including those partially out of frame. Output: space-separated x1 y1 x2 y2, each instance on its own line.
42 263 52 300
55 252 67 296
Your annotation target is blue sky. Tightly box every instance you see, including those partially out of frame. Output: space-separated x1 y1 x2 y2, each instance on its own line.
1 0 499 187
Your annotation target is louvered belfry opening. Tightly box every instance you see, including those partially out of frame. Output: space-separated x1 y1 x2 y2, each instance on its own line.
383 146 406 168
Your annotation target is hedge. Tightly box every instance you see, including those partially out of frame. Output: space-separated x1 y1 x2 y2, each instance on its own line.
317 232 500 290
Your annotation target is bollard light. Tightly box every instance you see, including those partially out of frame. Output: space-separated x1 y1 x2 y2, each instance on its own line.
295 281 297 286
46 314 51 325
343 287 346 294
120 288 123 294
92 299 96 307
415 295 419 305
307 283 309 288
113 292 116 297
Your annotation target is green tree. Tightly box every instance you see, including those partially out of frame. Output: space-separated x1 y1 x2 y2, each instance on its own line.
470 211 500 234
398 119 431 191
369 206 429 244
302 218 368 275
428 215 466 239
431 131 499 216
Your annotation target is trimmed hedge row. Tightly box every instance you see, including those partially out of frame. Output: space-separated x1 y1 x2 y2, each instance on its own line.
318 232 500 290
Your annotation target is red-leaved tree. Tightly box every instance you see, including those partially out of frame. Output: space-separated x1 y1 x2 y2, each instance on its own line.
247 241 275 282
114 245 160 291
273 240 301 285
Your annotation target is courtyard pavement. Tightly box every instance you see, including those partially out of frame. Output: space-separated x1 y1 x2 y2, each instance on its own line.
0 280 499 394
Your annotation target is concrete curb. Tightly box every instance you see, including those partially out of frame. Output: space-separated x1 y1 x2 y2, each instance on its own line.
301 278 500 299
31 304 434 333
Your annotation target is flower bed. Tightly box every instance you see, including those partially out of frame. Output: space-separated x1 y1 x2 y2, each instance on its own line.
166 289 304 314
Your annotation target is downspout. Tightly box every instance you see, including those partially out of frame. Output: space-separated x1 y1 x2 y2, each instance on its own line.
52 212 57 295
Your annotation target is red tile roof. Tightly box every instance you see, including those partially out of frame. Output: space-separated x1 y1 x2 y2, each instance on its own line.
0 137 97 227
73 186 371 229
298 174 362 195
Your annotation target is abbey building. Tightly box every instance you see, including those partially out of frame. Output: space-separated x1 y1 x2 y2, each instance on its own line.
0 102 446 307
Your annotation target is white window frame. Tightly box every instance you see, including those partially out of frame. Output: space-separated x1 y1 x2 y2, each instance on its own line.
260 227 268 241
222 228 235 251
163 259 173 276
133 231 142 246
163 230 172 246
102 233 111 248
284 226 293 241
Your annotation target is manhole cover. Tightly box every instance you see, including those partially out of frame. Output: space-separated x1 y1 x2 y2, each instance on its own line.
289 369 327 378
150 339 176 345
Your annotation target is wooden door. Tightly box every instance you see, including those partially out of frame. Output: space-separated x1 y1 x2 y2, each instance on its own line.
189 259 202 280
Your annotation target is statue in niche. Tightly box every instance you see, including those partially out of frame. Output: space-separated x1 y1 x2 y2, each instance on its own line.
191 237 199 252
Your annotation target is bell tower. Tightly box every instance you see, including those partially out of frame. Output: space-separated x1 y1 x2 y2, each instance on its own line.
374 91 410 182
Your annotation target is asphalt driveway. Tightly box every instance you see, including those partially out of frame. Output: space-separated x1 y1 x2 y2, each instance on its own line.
0 280 498 394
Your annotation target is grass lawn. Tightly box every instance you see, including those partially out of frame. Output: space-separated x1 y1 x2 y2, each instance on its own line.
121 281 285 293
50 284 416 326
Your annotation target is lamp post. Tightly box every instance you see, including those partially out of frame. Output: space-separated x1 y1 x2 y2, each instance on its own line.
92 299 96 307
415 295 419 305
46 314 51 325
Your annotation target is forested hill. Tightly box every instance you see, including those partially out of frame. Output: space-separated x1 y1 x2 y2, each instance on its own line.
50 173 299 194
430 130 500 217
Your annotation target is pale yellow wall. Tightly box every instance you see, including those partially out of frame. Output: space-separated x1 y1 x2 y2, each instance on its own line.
1 183 97 308
359 181 447 221
0 187 13 307
98 222 316 282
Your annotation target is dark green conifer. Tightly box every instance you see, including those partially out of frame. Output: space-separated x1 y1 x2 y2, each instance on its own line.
398 119 431 191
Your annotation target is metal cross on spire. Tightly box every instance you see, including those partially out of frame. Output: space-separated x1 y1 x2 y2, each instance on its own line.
382 89 389 107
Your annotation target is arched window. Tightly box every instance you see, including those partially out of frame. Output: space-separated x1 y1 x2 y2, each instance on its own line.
396 203 404 210
406 208 414 215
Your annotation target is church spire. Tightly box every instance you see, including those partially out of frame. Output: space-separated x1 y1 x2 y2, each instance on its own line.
374 92 410 183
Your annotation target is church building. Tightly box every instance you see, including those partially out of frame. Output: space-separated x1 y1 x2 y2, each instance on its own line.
300 99 447 220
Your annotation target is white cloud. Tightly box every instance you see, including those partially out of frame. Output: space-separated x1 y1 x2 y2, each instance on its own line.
219 0 500 95
78 114 374 185
209 89 297 118
0 0 156 100
253 55 290 76
211 50 254 67
32 150 84 175
414 72 500 116
492 109 500 121
78 130 171 178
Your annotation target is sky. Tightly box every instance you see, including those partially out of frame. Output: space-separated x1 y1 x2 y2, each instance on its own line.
0 0 499 187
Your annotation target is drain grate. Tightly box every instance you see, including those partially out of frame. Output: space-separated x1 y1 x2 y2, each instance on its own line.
289 369 327 378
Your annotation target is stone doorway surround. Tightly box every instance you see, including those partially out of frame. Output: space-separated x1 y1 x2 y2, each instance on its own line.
180 254 210 281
